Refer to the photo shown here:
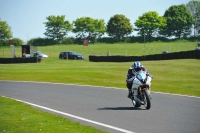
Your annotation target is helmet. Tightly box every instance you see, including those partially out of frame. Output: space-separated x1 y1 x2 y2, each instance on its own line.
133 61 142 72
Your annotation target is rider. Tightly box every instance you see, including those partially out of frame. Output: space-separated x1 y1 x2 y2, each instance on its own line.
126 61 148 99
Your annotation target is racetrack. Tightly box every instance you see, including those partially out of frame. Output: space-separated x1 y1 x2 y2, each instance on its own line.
0 81 200 133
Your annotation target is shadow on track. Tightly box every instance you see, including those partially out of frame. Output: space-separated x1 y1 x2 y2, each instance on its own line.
98 107 146 110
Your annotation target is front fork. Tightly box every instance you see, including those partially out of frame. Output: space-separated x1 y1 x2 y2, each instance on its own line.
132 85 150 99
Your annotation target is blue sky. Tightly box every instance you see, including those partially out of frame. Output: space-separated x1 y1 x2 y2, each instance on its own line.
0 0 190 42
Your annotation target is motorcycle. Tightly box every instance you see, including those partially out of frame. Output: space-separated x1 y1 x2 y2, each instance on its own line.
130 71 152 109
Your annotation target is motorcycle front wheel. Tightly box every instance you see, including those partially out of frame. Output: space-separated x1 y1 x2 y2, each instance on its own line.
143 89 151 109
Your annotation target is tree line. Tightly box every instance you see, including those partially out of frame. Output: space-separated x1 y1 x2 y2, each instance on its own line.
0 0 200 46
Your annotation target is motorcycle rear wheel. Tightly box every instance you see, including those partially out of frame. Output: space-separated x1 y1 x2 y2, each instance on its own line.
132 100 141 107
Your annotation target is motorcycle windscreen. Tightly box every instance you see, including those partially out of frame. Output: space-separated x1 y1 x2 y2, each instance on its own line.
136 72 146 80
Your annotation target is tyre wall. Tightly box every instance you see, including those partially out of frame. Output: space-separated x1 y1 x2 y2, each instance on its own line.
0 57 41 64
89 50 200 62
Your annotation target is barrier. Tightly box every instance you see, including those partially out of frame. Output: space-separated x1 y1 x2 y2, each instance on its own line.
0 57 41 64
89 50 200 62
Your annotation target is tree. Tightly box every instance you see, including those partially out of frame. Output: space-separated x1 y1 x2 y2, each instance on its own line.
160 4 195 39
186 0 200 36
107 14 133 41
134 11 166 41
11 38 24 46
44 15 71 43
0 19 12 43
72 17 106 43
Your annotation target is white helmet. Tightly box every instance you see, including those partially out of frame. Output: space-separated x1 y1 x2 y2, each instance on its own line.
132 61 142 72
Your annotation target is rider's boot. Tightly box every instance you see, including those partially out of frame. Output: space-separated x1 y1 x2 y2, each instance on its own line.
127 89 132 99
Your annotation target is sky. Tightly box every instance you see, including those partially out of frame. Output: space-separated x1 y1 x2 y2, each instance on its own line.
0 0 190 43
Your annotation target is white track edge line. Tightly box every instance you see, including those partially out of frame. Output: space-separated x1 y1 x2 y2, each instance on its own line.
2 96 135 133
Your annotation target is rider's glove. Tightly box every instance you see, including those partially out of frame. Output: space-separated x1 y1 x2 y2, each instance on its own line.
146 73 153 78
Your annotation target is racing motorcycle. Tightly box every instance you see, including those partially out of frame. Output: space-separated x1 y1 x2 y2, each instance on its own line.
130 71 153 109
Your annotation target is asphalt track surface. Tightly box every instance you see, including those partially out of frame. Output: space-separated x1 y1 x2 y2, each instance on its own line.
0 81 200 133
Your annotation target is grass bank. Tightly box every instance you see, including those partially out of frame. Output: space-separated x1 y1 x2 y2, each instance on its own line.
0 41 197 60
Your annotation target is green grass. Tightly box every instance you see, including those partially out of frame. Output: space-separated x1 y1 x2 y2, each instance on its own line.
0 41 197 59
0 41 199 132
0 96 107 133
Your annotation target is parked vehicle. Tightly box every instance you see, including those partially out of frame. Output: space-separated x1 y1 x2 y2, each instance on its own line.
33 51 48 58
59 51 84 60
195 47 200 50
129 70 153 109
22 54 31 58
162 51 169 54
